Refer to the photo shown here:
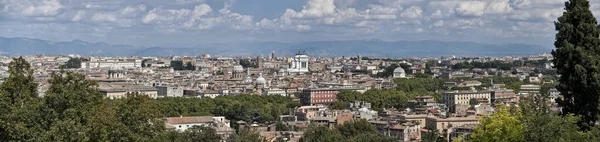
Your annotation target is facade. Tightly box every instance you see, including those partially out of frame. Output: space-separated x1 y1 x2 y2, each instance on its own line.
287 53 310 74
392 67 406 78
491 89 517 104
300 88 339 105
156 86 184 97
165 116 235 139
442 91 492 113
520 84 541 98
81 58 141 69
425 115 479 133
98 82 158 99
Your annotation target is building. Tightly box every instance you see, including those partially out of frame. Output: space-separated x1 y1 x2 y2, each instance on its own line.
98 82 158 99
520 84 541 98
80 58 141 69
287 53 310 74
393 67 406 78
156 86 184 97
442 91 492 113
300 88 339 106
491 89 517 104
165 116 235 140
425 115 479 134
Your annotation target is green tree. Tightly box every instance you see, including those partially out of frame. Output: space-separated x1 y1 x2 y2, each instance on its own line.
227 128 264 142
179 126 222 142
0 57 39 140
63 58 85 68
115 93 165 141
422 128 444 142
552 0 600 130
171 61 184 70
471 105 525 142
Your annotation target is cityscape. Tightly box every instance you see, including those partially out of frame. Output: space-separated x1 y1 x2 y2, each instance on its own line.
2 0 600 142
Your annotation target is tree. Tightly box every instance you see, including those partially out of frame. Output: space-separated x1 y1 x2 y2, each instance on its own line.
471 105 525 142
171 61 184 70
227 128 264 142
63 58 85 69
184 62 196 71
422 128 444 142
552 0 600 130
179 126 222 142
115 93 165 141
0 57 39 140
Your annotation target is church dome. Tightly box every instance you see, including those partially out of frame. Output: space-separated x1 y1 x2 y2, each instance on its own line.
393 67 405 73
256 73 266 84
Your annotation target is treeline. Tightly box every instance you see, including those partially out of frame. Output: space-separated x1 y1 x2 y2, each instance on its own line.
330 90 411 111
468 96 600 142
300 119 396 142
0 57 263 141
170 61 196 70
61 57 89 69
451 60 549 70
152 95 301 124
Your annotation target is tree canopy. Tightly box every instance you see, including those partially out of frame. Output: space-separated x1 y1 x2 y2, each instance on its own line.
552 0 600 130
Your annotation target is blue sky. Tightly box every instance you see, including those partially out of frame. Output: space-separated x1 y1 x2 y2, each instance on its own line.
1 0 599 48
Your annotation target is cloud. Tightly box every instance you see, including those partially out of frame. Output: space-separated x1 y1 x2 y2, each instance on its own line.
401 6 422 18
2 0 64 16
91 13 117 22
71 10 86 22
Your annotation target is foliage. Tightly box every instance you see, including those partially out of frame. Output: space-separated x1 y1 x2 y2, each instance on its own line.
376 63 400 77
142 59 151 67
300 119 396 142
0 57 39 140
395 78 443 92
227 128 264 142
239 59 258 68
331 90 409 110
422 128 444 142
62 58 87 69
152 95 300 124
171 61 196 71
471 105 525 142
552 0 600 130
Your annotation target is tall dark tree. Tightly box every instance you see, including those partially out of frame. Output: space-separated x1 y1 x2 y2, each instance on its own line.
552 0 600 130
0 57 39 140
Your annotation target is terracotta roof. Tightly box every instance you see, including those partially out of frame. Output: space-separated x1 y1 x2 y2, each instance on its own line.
166 116 214 124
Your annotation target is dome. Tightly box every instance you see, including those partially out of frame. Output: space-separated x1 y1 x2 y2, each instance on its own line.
256 73 266 84
393 67 405 73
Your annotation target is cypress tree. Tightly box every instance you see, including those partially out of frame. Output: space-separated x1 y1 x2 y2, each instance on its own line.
552 0 600 130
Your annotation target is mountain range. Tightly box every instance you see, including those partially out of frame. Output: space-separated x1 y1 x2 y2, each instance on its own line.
0 37 551 57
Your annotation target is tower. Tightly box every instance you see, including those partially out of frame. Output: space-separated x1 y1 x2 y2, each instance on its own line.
271 51 275 61
257 55 263 70
357 54 362 64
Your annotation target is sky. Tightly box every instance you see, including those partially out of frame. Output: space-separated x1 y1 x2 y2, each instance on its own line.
1 0 599 48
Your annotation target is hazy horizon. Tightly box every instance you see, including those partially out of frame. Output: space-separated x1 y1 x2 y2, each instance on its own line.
2 0 596 48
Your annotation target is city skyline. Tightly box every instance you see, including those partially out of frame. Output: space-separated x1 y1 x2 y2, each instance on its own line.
1 0 597 48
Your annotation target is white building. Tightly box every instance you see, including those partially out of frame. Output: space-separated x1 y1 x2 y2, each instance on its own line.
165 116 231 131
287 53 310 74
442 91 492 113
156 86 184 97
393 67 406 78
81 58 142 69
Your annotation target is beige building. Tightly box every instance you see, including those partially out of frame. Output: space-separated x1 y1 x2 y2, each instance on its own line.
98 82 158 99
425 115 479 133
442 91 492 113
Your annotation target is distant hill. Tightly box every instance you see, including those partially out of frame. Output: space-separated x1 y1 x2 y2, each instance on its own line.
0 37 551 57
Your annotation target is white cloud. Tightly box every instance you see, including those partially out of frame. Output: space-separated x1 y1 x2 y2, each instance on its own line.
91 13 117 22
454 1 486 17
2 0 63 16
401 6 422 18
432 20 444 27
71 10 86 22
296 24 311 32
